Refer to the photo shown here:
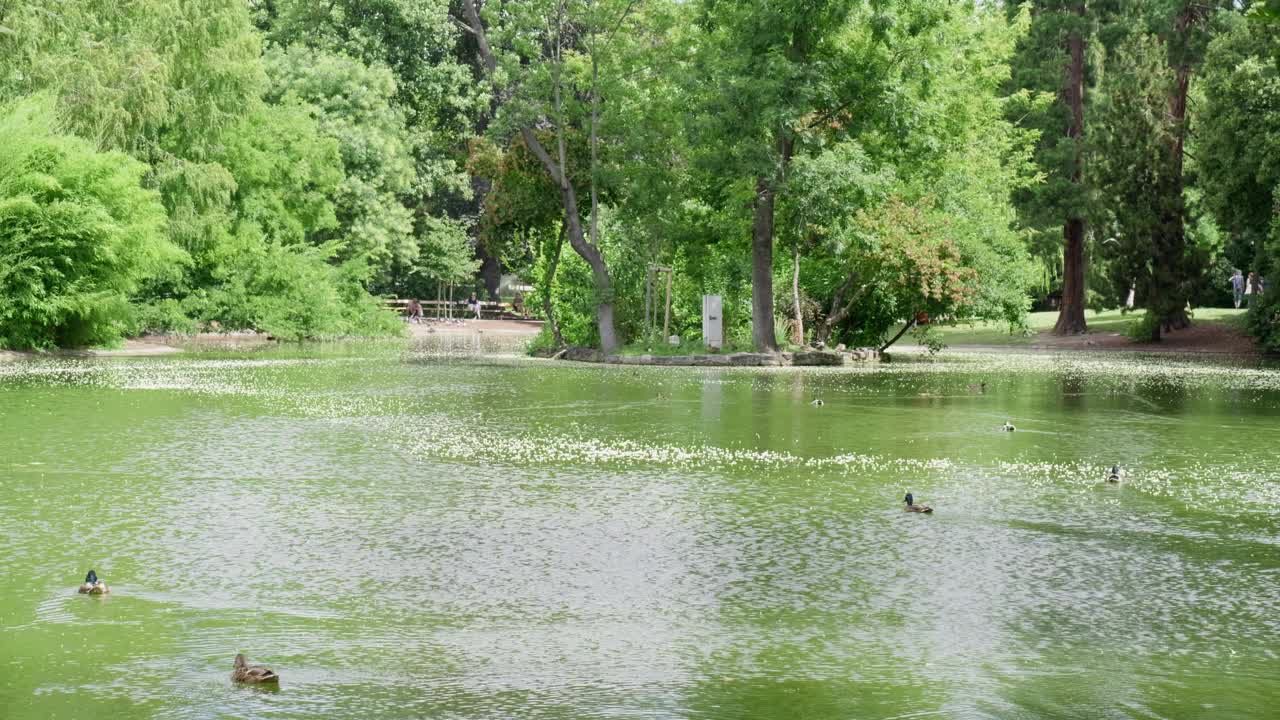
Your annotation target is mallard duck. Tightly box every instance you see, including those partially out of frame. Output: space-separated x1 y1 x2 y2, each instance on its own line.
77 570 109 595
1001 421 1016 432
810 398 824 407
232 654 280 684
966 381 988 393
904 493 933 513
1106 464 1123 483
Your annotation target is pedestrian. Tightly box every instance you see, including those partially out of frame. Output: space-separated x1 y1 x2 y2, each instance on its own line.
1230 269 1245 309
469 292 481 319
1248 272 1260 305
406 298 423 324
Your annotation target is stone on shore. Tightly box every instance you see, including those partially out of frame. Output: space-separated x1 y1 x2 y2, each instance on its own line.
790 351 845 366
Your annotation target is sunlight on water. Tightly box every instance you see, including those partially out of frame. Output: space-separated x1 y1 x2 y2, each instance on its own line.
2 344 1278 718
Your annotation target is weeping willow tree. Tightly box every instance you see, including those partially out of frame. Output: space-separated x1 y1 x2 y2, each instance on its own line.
0 97 183 348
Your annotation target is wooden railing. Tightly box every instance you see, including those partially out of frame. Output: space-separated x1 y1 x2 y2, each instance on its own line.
383 298 530 320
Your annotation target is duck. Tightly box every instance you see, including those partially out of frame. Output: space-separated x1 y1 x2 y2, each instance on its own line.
1001 421 1016 432
1106 464 1123 483
904 493 933 513
77 570 109 595
966 381 988 394
232 654 280 684
810 398 825 407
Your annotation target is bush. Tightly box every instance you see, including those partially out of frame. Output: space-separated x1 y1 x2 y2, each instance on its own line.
128 299 199 336
1246 291 1280 353
194 233 403 340
0 97 183 349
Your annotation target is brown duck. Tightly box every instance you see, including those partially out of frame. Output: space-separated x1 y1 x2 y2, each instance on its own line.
232 654 280 684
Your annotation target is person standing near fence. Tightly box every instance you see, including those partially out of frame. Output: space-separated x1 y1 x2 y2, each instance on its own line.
1230 269 1245 309
469 293 481 319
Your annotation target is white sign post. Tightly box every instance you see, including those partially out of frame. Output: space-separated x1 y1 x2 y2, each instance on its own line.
702 295 723 350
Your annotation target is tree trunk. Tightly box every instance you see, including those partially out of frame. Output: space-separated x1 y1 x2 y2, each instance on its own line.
880 319 917 352
750 135 794 353
815 272 865 345
791 241 804 346
542 225 566 347
1054 219 1087 334
1054 3 1088 336
751 174 778 352
477 241 502 299
1149 6 1197 339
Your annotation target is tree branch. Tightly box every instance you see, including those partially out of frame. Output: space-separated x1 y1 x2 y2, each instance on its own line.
460 0 497 76
520 128 566 189
451 16 478 36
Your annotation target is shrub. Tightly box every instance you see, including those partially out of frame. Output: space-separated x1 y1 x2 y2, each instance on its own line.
1246 291 1280 354
0 97 183 348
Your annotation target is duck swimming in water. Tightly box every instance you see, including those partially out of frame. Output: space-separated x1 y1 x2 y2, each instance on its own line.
904 493 933 513
1106 465 1123 483
77 570 109 595
232 654 280 684
810 398 824 407
1001 421 1016 432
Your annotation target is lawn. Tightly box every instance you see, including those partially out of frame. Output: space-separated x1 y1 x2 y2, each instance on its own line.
931 307 1248 346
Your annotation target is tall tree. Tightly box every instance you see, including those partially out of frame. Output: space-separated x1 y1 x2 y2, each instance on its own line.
691 1 864 351
455 0 635 351
1007 1 1093 334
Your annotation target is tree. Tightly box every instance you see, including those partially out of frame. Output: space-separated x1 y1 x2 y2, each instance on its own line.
455 0 638 351
264 47 418 275
1091 2 1228 340
1009 1 1092 334
1197 14 1280 273
0 97 182 348
690 0 867 351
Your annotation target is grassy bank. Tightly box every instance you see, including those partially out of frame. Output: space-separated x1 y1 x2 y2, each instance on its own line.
932 308 1248 346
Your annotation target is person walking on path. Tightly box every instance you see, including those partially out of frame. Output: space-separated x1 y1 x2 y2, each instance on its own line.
1231 269 1245 309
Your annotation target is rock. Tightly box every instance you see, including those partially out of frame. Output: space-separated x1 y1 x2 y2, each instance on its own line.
791 351 845 366
727 353 778 366
562 346 603 363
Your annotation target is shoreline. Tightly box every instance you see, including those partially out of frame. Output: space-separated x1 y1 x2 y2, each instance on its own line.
2 316 1265 363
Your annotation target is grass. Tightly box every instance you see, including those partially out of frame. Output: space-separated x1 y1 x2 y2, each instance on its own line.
931 307 1248 346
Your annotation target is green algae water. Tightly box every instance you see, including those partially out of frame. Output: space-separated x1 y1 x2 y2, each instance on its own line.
2 342 1279 719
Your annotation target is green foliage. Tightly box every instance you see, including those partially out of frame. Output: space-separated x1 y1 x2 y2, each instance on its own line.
1246 291 1280 353
0 98 183 348
265 46 418 270
1090 30 1206 335
1198 17 1280 274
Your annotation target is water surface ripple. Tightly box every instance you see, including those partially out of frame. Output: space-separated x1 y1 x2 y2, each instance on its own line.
2 346 1278 719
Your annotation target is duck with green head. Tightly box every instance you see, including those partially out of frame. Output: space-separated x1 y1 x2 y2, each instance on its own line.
904 493 933 513
77 570 109 595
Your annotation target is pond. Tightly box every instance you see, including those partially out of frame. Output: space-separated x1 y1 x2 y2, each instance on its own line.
2 342 1278 719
